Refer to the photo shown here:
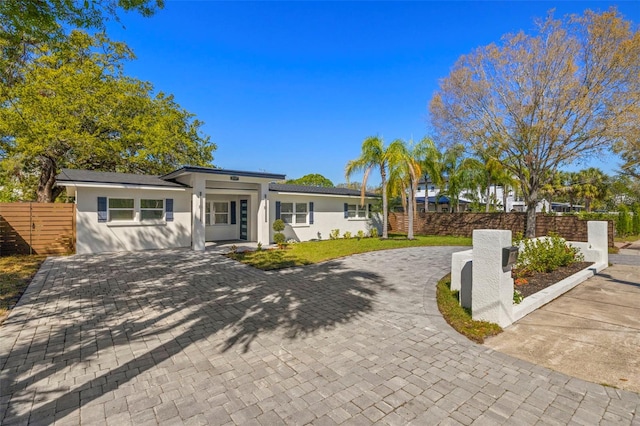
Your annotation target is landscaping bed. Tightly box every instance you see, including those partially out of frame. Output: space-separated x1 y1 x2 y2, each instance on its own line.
515 261 594 299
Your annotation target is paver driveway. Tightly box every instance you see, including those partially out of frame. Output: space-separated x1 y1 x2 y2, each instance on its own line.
1 247 639 425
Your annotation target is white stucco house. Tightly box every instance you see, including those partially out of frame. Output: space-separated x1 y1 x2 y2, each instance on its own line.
57 167 381 255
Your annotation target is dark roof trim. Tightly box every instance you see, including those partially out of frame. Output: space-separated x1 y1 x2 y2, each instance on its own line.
162 166 286 181
269 183 380 198
56 169 188 188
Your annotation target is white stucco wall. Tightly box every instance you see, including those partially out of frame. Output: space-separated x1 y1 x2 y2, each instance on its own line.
268 193 381 242
204 194 241 241
75 187 191 254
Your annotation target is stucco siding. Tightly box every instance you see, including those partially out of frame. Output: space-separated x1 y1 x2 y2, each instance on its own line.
269 194 381 242
75 187 191 254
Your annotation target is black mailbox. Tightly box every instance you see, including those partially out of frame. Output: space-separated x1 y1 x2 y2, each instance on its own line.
502 246 519 268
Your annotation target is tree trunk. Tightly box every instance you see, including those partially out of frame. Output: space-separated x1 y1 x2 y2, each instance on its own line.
36 156 62 202
525 198 537 238
381 170 389 239
503 184 508 212
485 174 491 212
407 181 415 240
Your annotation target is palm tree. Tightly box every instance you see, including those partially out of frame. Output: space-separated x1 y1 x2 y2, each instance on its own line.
413 137 441 213
345 136 390 239
387 139 421 239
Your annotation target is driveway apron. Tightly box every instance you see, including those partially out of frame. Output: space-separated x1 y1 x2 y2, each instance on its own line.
1 247 639 425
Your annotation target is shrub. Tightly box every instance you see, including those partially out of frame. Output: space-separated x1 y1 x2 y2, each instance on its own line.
356 230 365 240
273 219 286 248
256 242 263 251
330 229 340 240
515 233 583 274
343 231 352 239
617 205 631 237
633 205 640 236
272 219 285 232
273 232 286 247
369 228 379 238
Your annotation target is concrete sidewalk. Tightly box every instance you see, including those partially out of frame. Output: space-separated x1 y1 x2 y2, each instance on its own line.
485 264 640 394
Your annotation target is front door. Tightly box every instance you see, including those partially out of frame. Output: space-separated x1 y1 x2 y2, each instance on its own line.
240 199 248 240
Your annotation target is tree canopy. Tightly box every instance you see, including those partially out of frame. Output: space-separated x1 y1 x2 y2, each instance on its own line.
430 8 640 237
0 31 214 202
0 0 162 89
286 173 334 187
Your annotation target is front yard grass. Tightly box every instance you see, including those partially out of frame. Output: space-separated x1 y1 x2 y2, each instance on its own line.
228 234 471 270
436 274 502 343
0 255 46 325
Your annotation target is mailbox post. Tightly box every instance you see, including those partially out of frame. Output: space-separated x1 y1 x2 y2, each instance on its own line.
471 230 515 327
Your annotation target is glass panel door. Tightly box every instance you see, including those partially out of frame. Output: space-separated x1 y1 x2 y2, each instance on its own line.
240 199 248 240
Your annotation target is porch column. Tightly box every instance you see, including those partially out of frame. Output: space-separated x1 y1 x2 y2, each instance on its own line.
191 174 206 251
257 182 270 244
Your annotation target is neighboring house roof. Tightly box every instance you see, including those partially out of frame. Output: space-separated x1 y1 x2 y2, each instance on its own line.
416 196 471 204
57 169 187 188
269 183 379 198
162 166 286 181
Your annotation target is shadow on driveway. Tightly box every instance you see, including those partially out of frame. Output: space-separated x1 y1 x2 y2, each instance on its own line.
0 249 391 424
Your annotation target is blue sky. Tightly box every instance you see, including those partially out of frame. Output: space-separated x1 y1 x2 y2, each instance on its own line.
107 1 639 185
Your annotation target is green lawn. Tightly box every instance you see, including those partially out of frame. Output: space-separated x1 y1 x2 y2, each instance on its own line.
228 234 471 270
0 255 46 325
436 274 502 343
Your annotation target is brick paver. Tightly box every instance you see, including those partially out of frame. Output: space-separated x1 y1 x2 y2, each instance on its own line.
1 247 639 425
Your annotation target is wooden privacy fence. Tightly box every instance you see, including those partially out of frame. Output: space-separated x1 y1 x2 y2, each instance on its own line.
389 212 615 247
0 203 76 255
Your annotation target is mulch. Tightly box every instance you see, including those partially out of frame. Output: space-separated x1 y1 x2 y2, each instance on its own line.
514 262 595 299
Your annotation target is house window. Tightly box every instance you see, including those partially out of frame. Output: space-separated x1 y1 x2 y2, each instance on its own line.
348 204 367 219
281 202 307 225
140 199 164 221
108 198 134 221
206 201 229 225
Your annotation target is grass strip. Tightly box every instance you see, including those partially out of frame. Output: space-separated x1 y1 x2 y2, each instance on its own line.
0 255 46 325
228 235 472 270
436 273 502 343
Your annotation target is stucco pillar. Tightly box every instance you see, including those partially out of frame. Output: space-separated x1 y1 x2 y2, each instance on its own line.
471 229 514 328
191 174 206 251
588 221 609 266
257 182 270 245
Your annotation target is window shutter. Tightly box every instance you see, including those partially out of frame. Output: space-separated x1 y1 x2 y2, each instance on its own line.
344 203 348 219
276 201 281 220
309 202 314 224
166 198 174 222
97 197 107 222
368 204 373 219
230 201 237 224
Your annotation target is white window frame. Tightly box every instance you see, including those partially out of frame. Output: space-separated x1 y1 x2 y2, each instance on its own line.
347 204 367 220
108 198 135 222
140 199 164 221
206 201 230 225
281 202 308 225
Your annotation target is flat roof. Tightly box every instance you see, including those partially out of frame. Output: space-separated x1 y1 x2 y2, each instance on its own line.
161 166 286 181
269 183 379 198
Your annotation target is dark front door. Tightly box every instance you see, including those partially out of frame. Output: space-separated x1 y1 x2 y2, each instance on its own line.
240 199 248 240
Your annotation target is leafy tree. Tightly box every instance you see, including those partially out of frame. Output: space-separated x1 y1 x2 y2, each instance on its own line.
0 31 214 202
286 173 334 187
430 9 640 237
345 136 390 239
575 168 609 212
387 139 421 239
0 0 162 97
